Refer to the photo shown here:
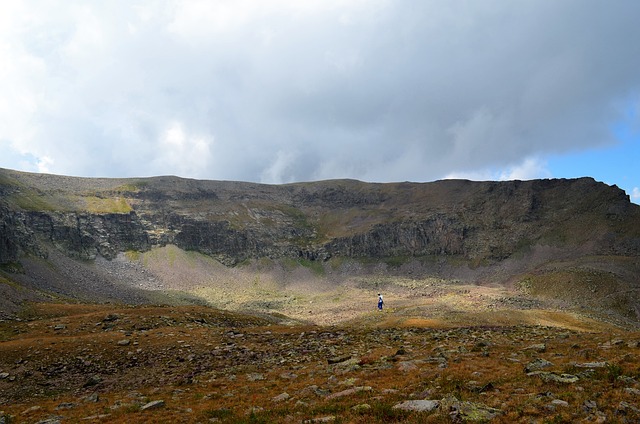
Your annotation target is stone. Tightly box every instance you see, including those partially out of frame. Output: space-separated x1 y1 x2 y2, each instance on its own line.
575 362 608 368
279 372 298 380
393 400 440 412
246 373 265 382
140 400 165 411
551 399 569 407
618 401 640 414
525 343 546 353
351 403 372 412
524 358 554 373
22 406 41 415
327 355 352 365
339 377 358 387
82 414 110 421
303 416 336 423
117 339 131 346
83 393 100 403
449 400 502 422
272 393 290 402
0 373 9 380
397 361 419 372
594 412 607 423
55 402 76 410
326 386 372 400
425 356 448 365
467 381 494 393
617 376 637 385
35 418 63 424
527 371 579 384
583 400 598 413
394 347 407 356
246 406 264 415
299 385 330 397
295 400 309 408
624 387 640 395
83 375 102 387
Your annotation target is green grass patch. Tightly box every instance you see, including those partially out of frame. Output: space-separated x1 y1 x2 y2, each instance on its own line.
113 181 148 192
0 274 23 291
282 257 325 276
298 258 325 276
327 256 347 270
383 256 410 268
83 196 132 213
124 250 141 261
0 326 15 342
0 261 24 274
8 191 57 211
8 189 132 214
0 173 21 187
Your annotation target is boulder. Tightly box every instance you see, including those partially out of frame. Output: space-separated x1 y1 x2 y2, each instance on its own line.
392 400 440 412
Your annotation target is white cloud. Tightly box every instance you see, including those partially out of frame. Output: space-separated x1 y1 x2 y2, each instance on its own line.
632 187 640 202
36 156 54 174
260 150 297 184
498 157 553 181
445 157 551 182
0 1 639 184
152 122 213 178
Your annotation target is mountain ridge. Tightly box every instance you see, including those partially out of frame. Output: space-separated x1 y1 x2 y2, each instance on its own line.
1 167 639 325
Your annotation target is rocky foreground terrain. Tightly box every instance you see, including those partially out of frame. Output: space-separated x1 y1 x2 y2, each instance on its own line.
1 303 640 423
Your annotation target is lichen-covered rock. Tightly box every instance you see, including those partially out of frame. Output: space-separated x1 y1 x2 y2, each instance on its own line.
527 371 579 384
448 400 502 422
393 400 439 412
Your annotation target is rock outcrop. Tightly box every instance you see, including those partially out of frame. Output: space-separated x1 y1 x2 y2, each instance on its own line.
1 169 639 266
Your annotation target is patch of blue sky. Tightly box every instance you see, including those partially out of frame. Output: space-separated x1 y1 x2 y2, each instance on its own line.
0 148 41 174
548 122 639 203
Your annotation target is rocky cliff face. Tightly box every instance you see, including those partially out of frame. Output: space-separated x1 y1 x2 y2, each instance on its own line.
1 169 639 267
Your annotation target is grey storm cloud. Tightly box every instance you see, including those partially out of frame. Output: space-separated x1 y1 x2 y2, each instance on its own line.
1 0 639 183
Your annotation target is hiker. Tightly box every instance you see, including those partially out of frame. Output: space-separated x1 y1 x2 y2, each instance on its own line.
378 293 384 311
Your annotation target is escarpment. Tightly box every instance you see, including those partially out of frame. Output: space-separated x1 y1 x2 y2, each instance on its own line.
1 169 638 266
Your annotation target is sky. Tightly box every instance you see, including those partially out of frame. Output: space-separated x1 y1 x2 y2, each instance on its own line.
1 1 639 203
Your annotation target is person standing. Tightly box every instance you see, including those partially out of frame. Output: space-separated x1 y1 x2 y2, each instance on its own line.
378 293 384 311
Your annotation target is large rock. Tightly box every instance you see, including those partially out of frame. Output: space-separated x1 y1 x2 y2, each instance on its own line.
448 400 502 422
524 358 554 373
393 400 439 412
527 371 579 384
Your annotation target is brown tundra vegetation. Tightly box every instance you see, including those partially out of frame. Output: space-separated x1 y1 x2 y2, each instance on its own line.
1 302 640 423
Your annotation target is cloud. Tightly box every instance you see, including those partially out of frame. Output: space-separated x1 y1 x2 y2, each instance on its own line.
632 187 640 203
260 150 298 184
151 122 213 178
0 1 639 183
444 157 551 182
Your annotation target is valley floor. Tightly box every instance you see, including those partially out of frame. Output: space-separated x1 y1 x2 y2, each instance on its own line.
1 303 640 423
